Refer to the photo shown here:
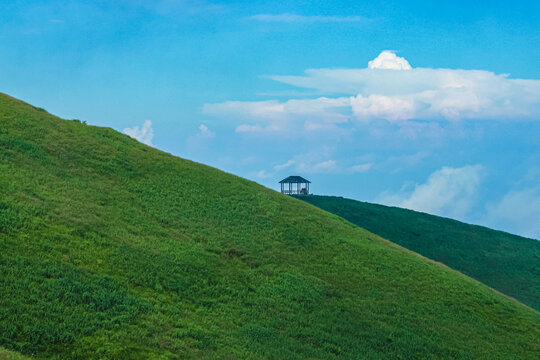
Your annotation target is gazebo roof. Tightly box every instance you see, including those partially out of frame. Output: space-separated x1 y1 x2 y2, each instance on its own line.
279 176 311 184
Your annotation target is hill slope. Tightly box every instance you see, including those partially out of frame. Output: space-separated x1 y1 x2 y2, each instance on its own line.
0 348 29 360
296 195 540 311
0 93 539 359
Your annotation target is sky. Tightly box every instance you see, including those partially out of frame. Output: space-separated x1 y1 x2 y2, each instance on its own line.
1 0 539 239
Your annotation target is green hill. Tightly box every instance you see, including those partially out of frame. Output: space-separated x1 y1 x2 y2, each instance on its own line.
0 347 30 360
295 195 540 311
0 93 539 359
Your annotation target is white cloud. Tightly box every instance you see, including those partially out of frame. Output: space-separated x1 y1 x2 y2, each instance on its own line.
351 94 415 121
312 160 337 172
294 159 337 174
274 159 295 171
274 156 373 176
197 124 215 138
272 147 339 175
378 165 483 220
123 120 154 146
249 13 368 23
186 123 216 150
203 50 540 133
203 97 349 122
368 50 412 70
349 163 372 173
483 187 540 239
204 97 350 134
270 68 540 122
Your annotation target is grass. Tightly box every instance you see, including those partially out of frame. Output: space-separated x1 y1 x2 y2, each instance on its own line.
296 195 540 311
0 347 30 360
0 92 539 359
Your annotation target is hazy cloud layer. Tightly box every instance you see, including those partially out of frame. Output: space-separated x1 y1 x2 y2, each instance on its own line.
204 51 540 134
124 0 225 15
124 120 154 146
203 97 350 134
249 13 368 23
378 165 483 220
274 159 295 171
483 186 540 239
254 156 339 180
349 163 373 173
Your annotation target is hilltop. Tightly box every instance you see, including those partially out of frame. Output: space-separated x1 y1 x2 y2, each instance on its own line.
0 93 539 359
296 195 540 311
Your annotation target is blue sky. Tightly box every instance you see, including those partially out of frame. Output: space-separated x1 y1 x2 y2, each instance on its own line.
1 0 540 239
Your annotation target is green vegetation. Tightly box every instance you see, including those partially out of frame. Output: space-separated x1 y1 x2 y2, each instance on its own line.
0 347 30 360
0 93 539 359
296 195 540 311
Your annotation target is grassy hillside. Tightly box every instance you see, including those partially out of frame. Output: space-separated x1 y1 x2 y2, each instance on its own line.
0 347 30 360
0 93 539 359
296 195 540 311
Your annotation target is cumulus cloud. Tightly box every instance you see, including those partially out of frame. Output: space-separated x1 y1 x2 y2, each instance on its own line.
378 165 483 220
203 50 540 133
123 120 154 146
249 13 368 23
271 71 539 122
368 50 412 70
483 187 540 239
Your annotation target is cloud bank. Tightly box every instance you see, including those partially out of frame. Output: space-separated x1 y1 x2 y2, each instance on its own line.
203 97 350 134
378 165 483 220
203 51 540 134
124 120 154 146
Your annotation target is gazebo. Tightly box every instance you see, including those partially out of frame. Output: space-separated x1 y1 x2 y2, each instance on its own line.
279 176 311 195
